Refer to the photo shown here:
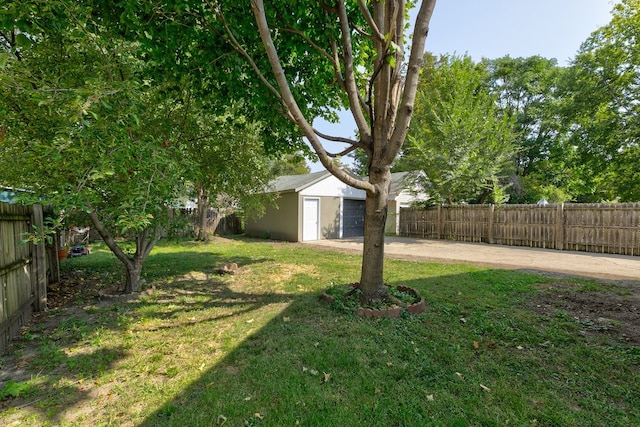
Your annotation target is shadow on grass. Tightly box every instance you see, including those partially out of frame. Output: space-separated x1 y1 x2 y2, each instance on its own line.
5 240 639 426
136 271 640 427
0 246 284 425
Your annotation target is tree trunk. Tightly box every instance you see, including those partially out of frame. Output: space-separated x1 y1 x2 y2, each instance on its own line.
123 258 144 294
88 210 157 294
196 186 210 241
358 169 391 304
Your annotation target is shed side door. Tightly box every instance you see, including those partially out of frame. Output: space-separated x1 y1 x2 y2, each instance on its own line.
302 198 320 241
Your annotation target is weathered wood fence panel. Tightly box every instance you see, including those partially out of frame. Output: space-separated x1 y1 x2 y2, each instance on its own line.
400 203 640 256
563 204 640 255
492 204 559 249
0 202 52 354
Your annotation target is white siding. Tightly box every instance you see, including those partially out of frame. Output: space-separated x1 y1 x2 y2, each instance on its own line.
300 175 365 199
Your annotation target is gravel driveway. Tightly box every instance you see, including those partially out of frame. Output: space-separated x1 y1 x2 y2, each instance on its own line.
305 236 640 282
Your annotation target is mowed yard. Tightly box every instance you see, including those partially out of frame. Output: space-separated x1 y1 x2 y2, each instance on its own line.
1 237 639 426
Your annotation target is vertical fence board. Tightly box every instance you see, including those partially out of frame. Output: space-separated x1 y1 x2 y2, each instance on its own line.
0 201 47 354
400 203 640 256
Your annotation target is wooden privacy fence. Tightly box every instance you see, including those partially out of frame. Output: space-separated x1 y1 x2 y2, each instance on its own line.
0 202 54 354
400 203 640 256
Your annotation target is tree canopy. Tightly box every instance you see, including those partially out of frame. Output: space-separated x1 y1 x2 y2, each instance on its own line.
560 0 640 202
0 0 275 293
398 54 516 204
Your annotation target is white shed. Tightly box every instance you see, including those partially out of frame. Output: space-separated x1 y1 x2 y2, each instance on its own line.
245 171 425 242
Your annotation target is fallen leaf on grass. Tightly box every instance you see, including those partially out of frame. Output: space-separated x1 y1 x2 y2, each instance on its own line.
472 341 480 349
455 372 464 379
426 394 435 401
246 319 254 324
217 415 227 425
302 366 318 375
322 372 331 383
283 317 291 322
460 317 467 324
254 413 264 419
480 384 491 393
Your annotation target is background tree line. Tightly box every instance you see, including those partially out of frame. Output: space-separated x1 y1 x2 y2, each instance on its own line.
1 0 637 301
352 0 640 205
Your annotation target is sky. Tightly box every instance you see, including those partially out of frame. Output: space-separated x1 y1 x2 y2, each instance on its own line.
308 0 617 172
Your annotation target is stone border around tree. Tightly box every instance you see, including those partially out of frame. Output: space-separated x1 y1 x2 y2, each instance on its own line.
321 285 425 318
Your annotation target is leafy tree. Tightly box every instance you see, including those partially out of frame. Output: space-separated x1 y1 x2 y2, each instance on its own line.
560 0 640 201
0 1 191 293
348 148 370 177
397 54 516 204
483 56 573 203
114 0 438 303
225 0 438 304
0 1 274 292
177 100 275 241
268 152 311 177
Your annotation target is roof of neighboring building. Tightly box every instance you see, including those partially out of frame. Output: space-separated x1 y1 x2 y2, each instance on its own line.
267 170 416 195
389 171 412 195
268 170 332 193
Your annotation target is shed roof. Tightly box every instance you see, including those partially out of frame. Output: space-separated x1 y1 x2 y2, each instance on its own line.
267 170 415 195
268 170 332 193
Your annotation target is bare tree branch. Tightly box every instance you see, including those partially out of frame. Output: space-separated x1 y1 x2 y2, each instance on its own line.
250 0 373 193
386 0 437 164
357 0 385 43
336 0 372 144
326 145 358 158
312 127 364 148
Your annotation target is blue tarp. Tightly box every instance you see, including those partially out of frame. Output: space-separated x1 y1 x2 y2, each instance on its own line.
0 189 17 203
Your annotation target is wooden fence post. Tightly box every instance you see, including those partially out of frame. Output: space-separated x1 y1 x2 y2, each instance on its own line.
488 204 495 244
31 205 47 311
48 233 60 285
436 205 442 240
555 203 564 251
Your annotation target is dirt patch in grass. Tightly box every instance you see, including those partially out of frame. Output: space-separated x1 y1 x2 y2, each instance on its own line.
529 281 640 346
46 270 110 310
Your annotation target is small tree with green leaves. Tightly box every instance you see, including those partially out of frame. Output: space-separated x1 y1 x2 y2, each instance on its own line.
397 54 516 204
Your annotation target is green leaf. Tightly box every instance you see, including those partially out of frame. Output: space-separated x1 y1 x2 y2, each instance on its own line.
15 33 32 48
0 381 31 399
0 52 9 69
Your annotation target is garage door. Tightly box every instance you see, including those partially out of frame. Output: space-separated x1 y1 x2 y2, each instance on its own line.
342 199 366 238
302 198 319 241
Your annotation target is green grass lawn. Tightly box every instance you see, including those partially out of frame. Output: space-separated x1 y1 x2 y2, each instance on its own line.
1 237 638 426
